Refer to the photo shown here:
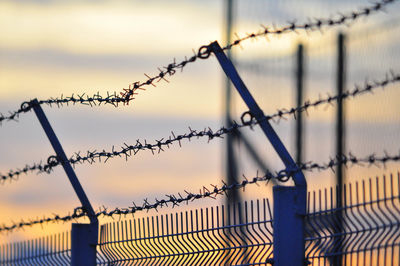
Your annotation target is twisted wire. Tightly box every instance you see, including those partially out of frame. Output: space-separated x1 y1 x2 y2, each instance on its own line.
120 0 397 103
0 92 126 125
0 0 396 125
265 70 399 122
1 70 398 184
1 151 399 233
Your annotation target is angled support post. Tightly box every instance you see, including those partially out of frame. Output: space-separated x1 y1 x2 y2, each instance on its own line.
32 99 98 266
210 41 307 266
233 130 276 185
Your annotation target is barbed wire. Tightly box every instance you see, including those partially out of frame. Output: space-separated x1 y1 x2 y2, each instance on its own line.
120 0 397 103
1 70 399 184
265 70 399 121
0 92 127 125
1 150 399 233
0 0 396 126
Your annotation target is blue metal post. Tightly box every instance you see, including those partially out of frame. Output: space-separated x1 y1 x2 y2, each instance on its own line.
31 99 98 266
210 41 306 265
273 186 305 265
210 42 306 188
71 224 98 265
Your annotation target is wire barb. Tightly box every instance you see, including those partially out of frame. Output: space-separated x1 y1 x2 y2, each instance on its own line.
0 0 397 126
1 70 398 183
1 150 399 233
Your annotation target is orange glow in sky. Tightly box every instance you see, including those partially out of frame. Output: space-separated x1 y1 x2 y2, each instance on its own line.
0 0 399 245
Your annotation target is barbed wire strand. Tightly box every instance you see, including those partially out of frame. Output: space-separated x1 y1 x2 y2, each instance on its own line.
0 0 396 125
1 151 399 233
1 71 399 184
120 0 397 102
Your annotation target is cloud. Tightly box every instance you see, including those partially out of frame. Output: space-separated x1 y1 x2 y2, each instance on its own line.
0 1 221 55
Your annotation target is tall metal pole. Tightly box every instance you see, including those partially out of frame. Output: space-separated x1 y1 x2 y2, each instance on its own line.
223 1 241 263
336 33 346 207
224 0 240 205
296 44 304 165
335 32 346 265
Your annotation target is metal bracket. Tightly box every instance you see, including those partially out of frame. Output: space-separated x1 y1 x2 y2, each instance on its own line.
32 99 98 265
210 41 306 189
210 41 307 266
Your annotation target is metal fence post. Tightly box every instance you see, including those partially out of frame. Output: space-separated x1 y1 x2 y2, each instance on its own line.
335 32 346 265
296 43 304 165
71 224 98 265
224 0 241 207
31 99 98 266
273 186 306 265
210 41 307 265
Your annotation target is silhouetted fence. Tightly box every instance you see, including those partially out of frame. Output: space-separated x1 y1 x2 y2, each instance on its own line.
1 173 399 265
0 232 71 265
1 1 399 265
97 199 273 265
305 174 400 265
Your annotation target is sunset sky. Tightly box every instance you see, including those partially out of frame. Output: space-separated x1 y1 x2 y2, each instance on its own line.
1 0 399 243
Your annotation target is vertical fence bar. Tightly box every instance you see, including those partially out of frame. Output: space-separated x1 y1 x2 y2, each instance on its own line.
296 43 304 165
31 99 98 266
224 0 240 205
335 32 346 265
336 33 346 205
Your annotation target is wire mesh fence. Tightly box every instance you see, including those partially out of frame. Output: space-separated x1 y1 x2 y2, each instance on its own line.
305 173 400 265
1 172 399 265
97 199 273 265
0 232 70 265
1 1 399 265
